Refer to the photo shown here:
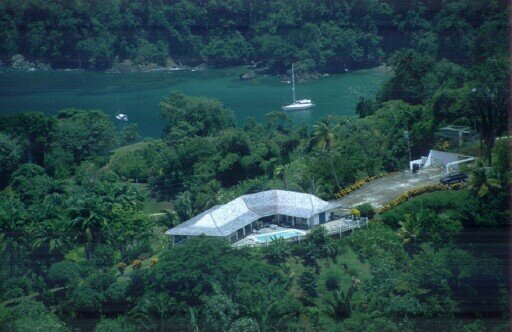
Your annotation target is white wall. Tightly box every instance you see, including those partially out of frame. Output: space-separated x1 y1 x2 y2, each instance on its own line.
425 150 469 168
309 211 331 227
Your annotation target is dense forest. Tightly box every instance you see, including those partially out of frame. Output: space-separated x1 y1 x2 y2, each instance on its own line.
0 0 508 72
0 0 510 331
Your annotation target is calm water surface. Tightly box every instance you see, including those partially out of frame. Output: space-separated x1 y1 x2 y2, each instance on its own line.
0 67 390 137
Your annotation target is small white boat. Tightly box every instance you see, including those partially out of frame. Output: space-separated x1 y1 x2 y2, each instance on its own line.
282 99 316 111
115 113 128 121
282 63 315 111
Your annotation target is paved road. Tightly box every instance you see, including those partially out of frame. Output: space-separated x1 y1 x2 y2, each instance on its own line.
336 167 445 209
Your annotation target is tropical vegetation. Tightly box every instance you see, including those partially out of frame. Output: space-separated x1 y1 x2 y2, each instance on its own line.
0 0 510 330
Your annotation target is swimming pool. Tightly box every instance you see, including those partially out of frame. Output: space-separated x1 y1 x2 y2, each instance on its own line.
252 229 306 243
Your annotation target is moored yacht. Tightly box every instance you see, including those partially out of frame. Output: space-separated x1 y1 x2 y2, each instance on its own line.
282 63 315 111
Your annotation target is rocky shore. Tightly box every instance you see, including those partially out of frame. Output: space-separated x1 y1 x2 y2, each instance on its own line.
8 54 51 71
106 57 196 73
2 54 385 82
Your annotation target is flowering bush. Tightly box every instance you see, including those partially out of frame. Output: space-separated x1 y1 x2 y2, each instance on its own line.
334 172 394 199
435 139 450 151
149 256 159 267
350 208 361 218
117 262 127 275
131 259 142 270
378 182 466 214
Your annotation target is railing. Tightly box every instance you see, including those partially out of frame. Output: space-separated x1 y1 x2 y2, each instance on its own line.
323 217 368 237
232 217 368 249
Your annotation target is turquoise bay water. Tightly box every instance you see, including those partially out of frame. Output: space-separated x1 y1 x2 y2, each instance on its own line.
0 67 390 137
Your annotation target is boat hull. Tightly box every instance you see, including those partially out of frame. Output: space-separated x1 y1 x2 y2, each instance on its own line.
281 103 316 111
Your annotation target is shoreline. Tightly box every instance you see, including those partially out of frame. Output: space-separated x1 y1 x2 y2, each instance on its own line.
2 54 388 80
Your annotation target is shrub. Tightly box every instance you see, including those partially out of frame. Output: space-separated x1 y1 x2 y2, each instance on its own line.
64 247 86 263
334 172 392 199
117 262 127 275
300 271 318 298
122 241 152 262
94 318 124 332
106 280 129 304
348 223 407 267
325 272 340 291
228 318 260 332
92 245 118 269
305 226 337 260
350 208 361 218
204 295 239 331
149 256 158 267
348 268 359 277
7 299 68 331
68 285 103 314
3 287 25 301
48 261 81 287
131 259 142 270
356 203 376 219
378 183 466 214
86 272 116 292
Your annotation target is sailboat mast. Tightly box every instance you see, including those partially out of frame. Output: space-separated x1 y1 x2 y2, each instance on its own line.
292 63 296 102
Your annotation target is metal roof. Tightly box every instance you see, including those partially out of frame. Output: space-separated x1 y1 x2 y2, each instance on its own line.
166 190 341 237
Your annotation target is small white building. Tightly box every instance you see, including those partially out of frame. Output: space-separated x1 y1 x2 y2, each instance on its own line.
166 190 342 244
410 149 475 173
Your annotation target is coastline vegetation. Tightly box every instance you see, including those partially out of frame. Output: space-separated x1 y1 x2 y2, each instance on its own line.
0 0 507 74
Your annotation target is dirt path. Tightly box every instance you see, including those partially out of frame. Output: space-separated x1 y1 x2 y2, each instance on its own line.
0 286 65 307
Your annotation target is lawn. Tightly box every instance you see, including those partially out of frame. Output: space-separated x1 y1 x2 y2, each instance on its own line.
111 140 155 154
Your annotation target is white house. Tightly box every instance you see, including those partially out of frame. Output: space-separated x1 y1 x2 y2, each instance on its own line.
166 190 342 244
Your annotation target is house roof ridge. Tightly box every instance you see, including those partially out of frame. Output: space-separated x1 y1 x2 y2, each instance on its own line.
309 193 314 215
274 189 279 215
209 205 227 236
241 194 259 216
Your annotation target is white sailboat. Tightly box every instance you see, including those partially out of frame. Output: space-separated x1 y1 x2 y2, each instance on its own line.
282 63 315 111
115 113 128 121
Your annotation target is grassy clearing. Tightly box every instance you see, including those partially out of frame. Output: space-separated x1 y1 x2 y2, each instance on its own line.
104 139 161 171
111 140 154 154
131 183 173 215
143 200 173 215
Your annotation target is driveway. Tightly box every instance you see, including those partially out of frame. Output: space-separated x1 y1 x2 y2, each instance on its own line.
336 167 445 209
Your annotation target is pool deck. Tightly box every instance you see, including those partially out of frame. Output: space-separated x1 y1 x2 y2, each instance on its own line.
233 225 304 247
232 218 367 248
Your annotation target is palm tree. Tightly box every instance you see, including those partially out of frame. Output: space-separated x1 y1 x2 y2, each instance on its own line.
201 180 223 209
468 162 501 198
310 119 341 189
264 237 291 264
325 286 356 319
396 214 422 256
68 197 109 259
29 192 67 253
31 218 67 257
0 197 27 277
274 164 290 189
469 86 507 166
287 172 324 196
